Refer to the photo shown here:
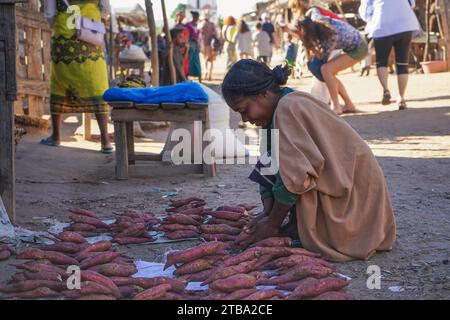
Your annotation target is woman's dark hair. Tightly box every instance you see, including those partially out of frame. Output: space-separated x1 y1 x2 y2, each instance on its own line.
296 16 335 58
238 20 250 33
222 59 291 101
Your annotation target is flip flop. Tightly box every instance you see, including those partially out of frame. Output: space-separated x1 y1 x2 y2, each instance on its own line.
398 101 408 111
101 146 114 154
40 137 60 147
382 90 391 105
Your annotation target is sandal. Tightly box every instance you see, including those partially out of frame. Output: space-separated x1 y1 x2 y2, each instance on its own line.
101 146 114 154
382 90 391 105
398 101 408 111
40 137 60 147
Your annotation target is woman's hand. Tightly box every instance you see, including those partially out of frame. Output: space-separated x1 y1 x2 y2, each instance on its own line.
240 216 280 248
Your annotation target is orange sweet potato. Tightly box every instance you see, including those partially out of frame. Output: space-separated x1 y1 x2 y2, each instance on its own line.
209 274 256 293
80 252 121 269
250 237 292 248
134 284 172 300
69 214 110 229
176 207 205 216
288 277 348 300
15 262 65 274
70 208 100 219
181 268 216 283
39 242 88 254
173 258 215 276
244 290 287 300
24 271 63 282
202 234 236 242
97 263 137 277
132 277 186 293
216 206 246 214
76 240 112 259
50 231 87 244
164 241 230 269
200 224 241 236
80 281 114 296
202 259 260 285
159 224 199 233
257 264 334 286
209 218 247 228
5 287 58 299
66 223 97 232
164 214 201 226
170 197 204 208
81 270 120 298
165 230 199 240
208 211 243 221
0 280 65 293
116 223 148 238
263 255 334 271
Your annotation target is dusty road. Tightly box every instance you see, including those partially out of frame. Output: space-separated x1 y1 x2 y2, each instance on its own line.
1 68 449 300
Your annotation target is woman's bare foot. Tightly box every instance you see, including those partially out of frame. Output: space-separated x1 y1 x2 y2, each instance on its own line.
331 104 344 115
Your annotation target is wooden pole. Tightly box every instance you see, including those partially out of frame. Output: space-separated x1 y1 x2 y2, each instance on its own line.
145 0 160 86
424 0 431 62
161 0 177 85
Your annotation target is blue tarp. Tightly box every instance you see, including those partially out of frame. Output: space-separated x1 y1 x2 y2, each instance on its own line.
103 82 209 104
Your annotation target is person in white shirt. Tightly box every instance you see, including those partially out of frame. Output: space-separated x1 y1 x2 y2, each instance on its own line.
236 20 254 59
253 22 272 65
359 0 421 110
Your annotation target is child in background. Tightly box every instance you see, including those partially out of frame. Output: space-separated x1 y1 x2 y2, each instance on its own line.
285 34 298 68
253 22 272 65
160 28 187 86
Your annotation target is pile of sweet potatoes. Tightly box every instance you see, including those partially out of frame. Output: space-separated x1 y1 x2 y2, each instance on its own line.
110 210 159 245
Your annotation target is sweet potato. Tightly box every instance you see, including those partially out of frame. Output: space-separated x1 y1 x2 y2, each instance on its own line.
202 259 260 285
134 284 172 300
181 268 215 283
81 270 120 298
62 290 82 299
66 223 97 232
97 263 137 277
109 276 136 286
69 214 110 229
200 224 241 236
222 289 258 300
80 252 121 269
164 214 200 226
116 223 148 238
263 255 334 271
220 247 278 268
0 244 16 254
170 197 204 208
77 294 117 300
5 287 58 299
277 281 304 291
164 241 230 269
114 237 156 245
177 207 205 216
202 234 236 242
244 290 286 300
167 201 206 213
312 291 351 300
173 258 215 276
0 280 65 293
281 247 322 258
24 271 63 282
233 231 251 245
165 230 199 240
80 281 113 296
216 205 246 214
250 237 292 248
50 231 87 244
209 274 256 293
17 248 78 265
39 242 88 254
76 240 112 257
70 208 100 219
158 224 199 233
11 273 27 283
257 264 334 286
0 250 11 261
15 262 65 274
208 211 243 221
133 277 186 293
209 218 246 228
160 292 184 300
288 277 348 300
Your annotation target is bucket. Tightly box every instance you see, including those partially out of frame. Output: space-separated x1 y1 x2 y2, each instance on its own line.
420 60 448 74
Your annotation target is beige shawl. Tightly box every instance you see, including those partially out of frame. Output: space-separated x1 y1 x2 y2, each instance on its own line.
273 91 396 262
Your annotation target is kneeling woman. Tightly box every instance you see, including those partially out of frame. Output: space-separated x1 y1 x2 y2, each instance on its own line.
222 60 396 262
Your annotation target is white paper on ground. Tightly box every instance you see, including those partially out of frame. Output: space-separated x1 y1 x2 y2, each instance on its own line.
0 198 16 242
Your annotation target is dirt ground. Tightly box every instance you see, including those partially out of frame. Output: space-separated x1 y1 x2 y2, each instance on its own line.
1 66 449 300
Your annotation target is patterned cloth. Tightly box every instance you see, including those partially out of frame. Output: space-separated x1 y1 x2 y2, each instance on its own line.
317 16 363 61
50 0 109 115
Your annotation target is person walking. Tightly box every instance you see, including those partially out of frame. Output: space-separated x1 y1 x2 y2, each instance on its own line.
359 0 421 110
254 22 272 65
199 10 217 81
222 16 238 70
186 11 202 82
235 20 254 59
